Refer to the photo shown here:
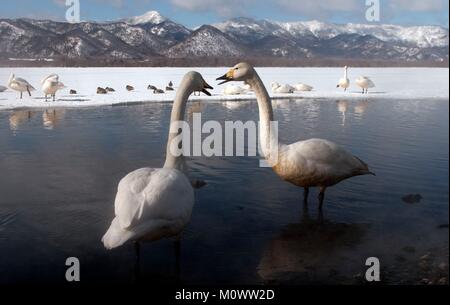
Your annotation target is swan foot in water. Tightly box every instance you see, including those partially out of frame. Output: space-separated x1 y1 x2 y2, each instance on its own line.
318 187 327 210
303 187 309 204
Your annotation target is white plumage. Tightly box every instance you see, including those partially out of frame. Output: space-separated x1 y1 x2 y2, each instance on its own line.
222 84 246 95
355 76 375 94
102 71 213 253
217 63 374 209
271 82 294 94
337 66 350 91
294 83 313 91
41 74 65 101
102 168 194 249
8 74 35 99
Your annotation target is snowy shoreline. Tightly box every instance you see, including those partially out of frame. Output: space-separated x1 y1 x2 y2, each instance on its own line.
0 67 448 111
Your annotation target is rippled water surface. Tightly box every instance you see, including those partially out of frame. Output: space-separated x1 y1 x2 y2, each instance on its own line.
0 98 448 284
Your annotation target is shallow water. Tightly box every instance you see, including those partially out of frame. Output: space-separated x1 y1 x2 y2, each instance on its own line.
0 98 448 284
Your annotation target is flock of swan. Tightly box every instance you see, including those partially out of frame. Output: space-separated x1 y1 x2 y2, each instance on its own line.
1 66 376 102
101 63 375 268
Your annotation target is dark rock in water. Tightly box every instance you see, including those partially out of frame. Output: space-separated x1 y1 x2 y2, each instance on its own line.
191 179 207 189
437 224 449 229
148 85 157 90
166 86 174 91
97 87 107 94
126 85 134 91
168 81 173 87
153 89 165 94
105 87 115 92
401 194 422 204
69 89 77 94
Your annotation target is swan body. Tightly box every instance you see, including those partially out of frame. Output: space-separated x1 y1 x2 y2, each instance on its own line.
217 63 373 209
102 168 194 249
42 74 65 101
337 66 350 91
0 85 7 92
355 76 375 94
294 83 313 92
8 74 35 99
271 82 294 94
222 84 246 95
102 71 213 250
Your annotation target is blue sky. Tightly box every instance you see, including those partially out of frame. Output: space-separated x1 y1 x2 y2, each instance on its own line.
0 0 448 28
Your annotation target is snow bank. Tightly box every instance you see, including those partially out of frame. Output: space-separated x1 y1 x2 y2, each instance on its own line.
0 67 448 110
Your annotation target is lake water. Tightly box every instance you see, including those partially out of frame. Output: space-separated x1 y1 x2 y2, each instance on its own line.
0 98 448 285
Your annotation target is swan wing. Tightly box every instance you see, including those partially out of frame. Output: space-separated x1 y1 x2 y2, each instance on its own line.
281 139 370 185
114 167 194 230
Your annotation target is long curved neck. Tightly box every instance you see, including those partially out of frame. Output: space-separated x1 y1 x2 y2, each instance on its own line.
247 72 280 164
344 68 348 79
163 79 193 171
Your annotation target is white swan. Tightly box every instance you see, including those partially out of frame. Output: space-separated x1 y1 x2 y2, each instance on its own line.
294 83 313 92
271 82 294 94
217 63 374 209
336 66 350 91
0 85 7 92
102 72 213 261
8 74 35 99
42 74 65 102
355 76 375 94
222 84 246 95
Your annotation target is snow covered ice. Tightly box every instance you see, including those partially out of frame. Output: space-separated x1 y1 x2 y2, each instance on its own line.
0 67 448 110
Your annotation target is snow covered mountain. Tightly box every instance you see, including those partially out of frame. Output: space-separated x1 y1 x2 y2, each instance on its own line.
0 11 447 63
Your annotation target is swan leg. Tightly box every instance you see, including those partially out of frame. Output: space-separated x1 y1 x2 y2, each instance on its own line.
20 91 23 99
318 187 326 210
133 241 141 282
174 239 181 281
45 94 47 102
303 187 309 204
53 94 56 102
27 87 31 96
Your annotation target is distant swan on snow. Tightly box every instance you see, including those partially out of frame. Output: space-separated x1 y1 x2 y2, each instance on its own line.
355 76 375 94
222 84 246 95
42 74 65 102
336 66 350 92
8 74 35 99
271 82 294 94
294 83 313 92
218 63 374 209
102 71 213 271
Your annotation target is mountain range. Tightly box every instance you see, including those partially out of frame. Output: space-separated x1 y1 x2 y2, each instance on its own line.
0 11 448 64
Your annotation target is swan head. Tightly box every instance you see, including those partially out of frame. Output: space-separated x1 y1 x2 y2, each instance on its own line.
216 62 255 85
184 71 213 96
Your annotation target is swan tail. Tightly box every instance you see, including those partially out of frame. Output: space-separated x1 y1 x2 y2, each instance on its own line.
353 155 375 176
102 217 135 250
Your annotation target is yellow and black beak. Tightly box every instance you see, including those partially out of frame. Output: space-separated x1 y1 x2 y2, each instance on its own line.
216 69 234 85
202 82 213 96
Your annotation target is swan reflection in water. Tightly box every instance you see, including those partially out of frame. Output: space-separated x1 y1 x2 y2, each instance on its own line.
258 205 366 284
336 100 348 126
9 110 36 132
42 109 65 130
